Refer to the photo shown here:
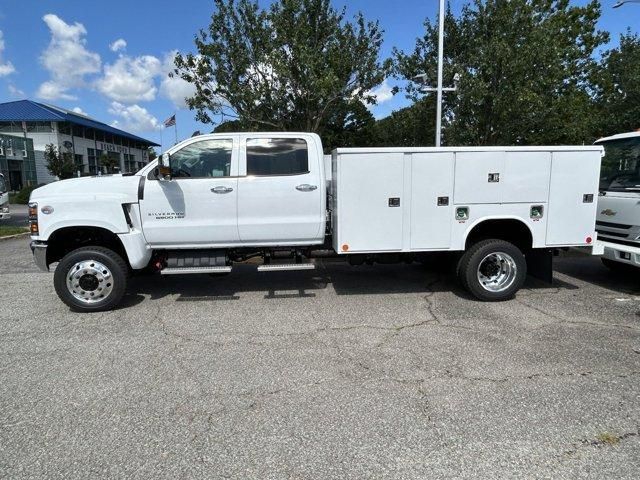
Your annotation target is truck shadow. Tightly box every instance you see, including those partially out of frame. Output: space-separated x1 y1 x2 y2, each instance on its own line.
122 260 583 305
552 254 640 296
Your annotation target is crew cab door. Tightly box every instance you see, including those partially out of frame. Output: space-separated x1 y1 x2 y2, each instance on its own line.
237 136 324 243
140 137 239 246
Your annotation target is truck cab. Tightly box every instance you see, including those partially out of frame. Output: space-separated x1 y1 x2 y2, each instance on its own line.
141 132 325 248
595 131 640 271
0 173 9 221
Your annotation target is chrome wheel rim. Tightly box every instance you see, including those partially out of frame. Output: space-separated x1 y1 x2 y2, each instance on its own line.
66 260 113 304
476 252 517 293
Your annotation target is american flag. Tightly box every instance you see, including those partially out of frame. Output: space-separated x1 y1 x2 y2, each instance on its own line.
163 114 176 127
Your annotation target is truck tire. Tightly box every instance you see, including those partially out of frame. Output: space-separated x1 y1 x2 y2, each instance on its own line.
457 239 526 301
54 246 128 312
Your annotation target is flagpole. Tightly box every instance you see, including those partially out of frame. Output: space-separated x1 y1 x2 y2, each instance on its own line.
174 112 178 144
160 127 163 152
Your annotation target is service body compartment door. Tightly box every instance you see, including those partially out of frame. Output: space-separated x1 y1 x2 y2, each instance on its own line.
410 152 454 249
503 151 551 202
336 152 404 252
546 151 600 245
453 151 505 204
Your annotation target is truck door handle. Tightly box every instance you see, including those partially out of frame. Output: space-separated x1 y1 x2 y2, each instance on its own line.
296 184 318 192
211 186 233 194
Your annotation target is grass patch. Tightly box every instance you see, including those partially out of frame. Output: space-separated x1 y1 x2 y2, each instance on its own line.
596 432 620 446
0 225 29 238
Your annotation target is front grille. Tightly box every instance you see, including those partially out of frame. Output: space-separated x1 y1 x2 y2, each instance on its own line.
596 229 629 238
596 220 632 229
598 236 640 248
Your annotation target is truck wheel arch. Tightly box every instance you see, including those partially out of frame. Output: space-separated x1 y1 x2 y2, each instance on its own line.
46 226 130 269
463 217 534 252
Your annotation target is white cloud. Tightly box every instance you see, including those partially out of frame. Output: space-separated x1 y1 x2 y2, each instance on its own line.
0 30 15 76
109 101 161 132
96 54 162 103
109 38 127 52
159 51 196 109
37 14 101 100
367 79 394 105
71 106 87 115
37 81 77 101
7 84 25 98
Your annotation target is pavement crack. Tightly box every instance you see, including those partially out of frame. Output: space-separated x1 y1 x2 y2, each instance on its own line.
517 297 640 332
564 429 640 456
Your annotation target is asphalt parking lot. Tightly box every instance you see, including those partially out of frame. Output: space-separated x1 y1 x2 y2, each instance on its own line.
1 236 639 479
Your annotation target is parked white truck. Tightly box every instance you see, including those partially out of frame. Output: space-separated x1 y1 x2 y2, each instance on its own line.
0 173 10 221
595 131 640 271
28 132 603 311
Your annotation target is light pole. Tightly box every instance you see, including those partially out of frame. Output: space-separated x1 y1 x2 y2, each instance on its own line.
413 0 459 147
613 0 640 7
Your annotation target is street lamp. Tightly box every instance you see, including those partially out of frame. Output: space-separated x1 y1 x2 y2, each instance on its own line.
413 0 458 147
613 0 640 7
412 70 460 147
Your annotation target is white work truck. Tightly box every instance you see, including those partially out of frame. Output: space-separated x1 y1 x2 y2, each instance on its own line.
594 131 640 271
0 173 10 221
28 132 603 312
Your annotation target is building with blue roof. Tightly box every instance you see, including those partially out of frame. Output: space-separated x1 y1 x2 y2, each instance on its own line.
0 100 159 190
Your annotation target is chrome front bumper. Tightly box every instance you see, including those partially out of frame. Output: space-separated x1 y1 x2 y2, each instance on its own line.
30 241 49 271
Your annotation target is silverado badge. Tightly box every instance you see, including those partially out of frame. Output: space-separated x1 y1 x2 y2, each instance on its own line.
600 209 617 217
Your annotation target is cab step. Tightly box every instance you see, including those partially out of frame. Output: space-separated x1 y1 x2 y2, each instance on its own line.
161 266 232 275
257 263 315 272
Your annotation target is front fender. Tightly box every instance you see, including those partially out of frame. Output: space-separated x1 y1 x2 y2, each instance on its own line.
33 200 130 241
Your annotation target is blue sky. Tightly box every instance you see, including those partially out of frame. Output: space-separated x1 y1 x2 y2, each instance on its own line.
0 0 637 151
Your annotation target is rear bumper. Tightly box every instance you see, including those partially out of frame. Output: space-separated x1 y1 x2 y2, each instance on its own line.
30 241 49 271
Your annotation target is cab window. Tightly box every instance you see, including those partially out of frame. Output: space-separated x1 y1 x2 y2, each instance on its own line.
170 139 233 178
246 138 308 176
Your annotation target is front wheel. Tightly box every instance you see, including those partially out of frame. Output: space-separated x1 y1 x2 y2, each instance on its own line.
457 239 527 301
54 246 128 312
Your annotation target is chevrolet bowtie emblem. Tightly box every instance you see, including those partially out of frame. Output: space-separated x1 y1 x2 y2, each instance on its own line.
600 209 617 216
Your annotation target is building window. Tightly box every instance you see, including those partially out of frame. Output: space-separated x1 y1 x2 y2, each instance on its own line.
123 153 133 173
246 138 309 176
87 148 97 174
74 154 84 173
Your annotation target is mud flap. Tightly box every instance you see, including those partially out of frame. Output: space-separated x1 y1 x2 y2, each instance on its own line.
526 248 553 284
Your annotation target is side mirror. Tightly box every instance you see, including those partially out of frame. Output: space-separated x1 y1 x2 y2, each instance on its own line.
158 153 172 180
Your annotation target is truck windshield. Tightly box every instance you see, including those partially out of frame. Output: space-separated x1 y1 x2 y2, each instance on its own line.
0 175 6 194
598 136 640 192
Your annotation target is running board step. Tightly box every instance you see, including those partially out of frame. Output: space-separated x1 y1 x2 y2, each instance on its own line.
257 263 315 272
161 266 232 275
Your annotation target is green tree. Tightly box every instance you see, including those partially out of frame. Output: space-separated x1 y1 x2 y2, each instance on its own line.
147 147 158 161
372 98 437 147
174 0 391 136
395 0 608 146
99 153 119 174
594 31 640 137
44 144 75 180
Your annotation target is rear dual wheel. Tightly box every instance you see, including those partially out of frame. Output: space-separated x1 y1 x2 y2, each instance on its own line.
457 239 527 301
54 246 128 312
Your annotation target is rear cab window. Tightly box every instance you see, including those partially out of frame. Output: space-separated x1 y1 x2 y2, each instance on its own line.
246 138 309 176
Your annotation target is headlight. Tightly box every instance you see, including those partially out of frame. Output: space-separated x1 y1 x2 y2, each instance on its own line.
28 202 38 234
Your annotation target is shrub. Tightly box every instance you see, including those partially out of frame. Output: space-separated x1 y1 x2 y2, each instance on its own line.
14 184 44 204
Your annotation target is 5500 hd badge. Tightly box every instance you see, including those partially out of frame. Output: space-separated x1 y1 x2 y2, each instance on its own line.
148 212 185 220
